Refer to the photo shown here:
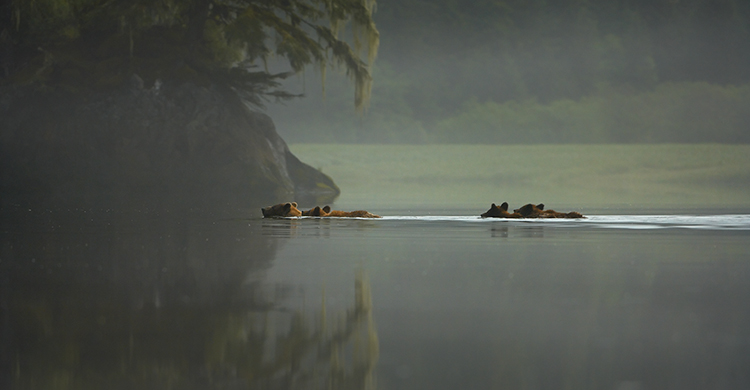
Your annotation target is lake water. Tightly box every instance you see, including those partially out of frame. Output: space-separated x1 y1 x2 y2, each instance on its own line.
2 209 750 389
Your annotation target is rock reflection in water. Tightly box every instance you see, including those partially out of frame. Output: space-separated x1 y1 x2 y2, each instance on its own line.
0 216 378 390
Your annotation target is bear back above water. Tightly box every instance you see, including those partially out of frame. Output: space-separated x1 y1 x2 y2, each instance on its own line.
513 203 584 219
321 206 381 218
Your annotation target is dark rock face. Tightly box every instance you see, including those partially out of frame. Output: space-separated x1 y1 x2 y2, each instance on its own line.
0 77 339 211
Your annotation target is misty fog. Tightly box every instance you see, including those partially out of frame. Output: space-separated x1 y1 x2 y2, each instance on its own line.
268 0 750 144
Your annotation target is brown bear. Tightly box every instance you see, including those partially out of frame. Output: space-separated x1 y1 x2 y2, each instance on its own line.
321 205 381 218
302 206 327 217
513 203 547 218
513 203 584 219
261 202 303 218
481 202 522 218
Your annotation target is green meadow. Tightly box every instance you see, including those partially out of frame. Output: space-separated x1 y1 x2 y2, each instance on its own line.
289 144 750 213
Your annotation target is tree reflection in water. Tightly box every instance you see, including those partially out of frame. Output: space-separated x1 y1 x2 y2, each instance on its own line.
206 271 378 390
1 216 378 390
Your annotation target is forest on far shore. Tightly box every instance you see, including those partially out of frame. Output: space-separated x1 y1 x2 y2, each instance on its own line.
269 0 750 144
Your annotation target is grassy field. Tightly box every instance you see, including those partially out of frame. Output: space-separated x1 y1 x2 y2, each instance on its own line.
289 144 750 213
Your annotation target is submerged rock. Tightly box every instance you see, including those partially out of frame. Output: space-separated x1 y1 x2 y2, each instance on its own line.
0 77 339 211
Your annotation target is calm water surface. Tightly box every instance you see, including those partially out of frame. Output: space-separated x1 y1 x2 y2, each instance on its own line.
2 209 750 389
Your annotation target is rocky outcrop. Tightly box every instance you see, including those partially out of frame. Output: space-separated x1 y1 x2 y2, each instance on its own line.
0 76 339 211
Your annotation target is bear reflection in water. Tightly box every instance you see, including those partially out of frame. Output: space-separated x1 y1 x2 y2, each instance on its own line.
261 203 381 218
481 202 584 219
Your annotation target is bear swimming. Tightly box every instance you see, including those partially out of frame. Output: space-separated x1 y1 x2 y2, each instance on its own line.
321 205 382 218
261 202 303 218
513 203 584 219
481 202 522 218
302 206 327 217
262 203 381 218
513 203 546 218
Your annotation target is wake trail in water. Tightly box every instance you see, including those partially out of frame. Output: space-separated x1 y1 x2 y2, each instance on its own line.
374 214 750 231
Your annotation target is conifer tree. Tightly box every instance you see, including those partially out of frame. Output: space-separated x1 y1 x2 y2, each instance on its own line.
2 0 379 110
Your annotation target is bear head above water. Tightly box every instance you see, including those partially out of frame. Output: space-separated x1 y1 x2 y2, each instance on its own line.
514 203 545 218
261 202 303 218
481 202 521 218
302 206 327 217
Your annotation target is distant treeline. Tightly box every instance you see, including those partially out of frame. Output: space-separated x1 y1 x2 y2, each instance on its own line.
433 82 750 144
376 0 750 104
271 0 750 143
